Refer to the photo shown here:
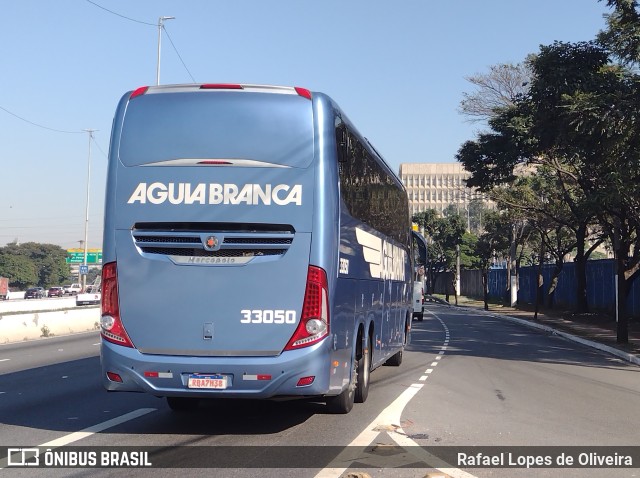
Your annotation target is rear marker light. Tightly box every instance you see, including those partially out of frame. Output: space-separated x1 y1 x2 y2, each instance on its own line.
106 372 123 383
243 374 272 381
144 371 173 379
296 376 315 387
295 87 312 100
197 160 232 165
130 86 149 99
200 84 243 90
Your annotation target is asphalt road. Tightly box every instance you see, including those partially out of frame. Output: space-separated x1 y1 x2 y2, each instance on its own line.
0 303 638 477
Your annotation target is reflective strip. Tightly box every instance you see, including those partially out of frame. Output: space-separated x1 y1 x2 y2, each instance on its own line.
243 374 272 381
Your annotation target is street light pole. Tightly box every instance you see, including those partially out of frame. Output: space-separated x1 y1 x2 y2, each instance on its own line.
156 16 175 85
82 129 97 292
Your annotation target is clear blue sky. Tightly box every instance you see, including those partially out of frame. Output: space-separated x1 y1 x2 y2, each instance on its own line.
0 0 610 249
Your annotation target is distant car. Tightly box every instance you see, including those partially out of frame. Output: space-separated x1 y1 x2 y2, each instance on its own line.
25 287 46 299
48 286 64 298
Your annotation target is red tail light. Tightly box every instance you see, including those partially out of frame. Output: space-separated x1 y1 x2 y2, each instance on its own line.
101 262 134 348
284 266 330 350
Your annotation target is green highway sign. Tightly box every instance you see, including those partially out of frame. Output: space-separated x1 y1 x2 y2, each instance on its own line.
66 250 103 264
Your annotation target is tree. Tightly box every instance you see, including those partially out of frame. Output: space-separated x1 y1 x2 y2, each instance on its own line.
598 0 640 65
459 63 532 122
528 40 640 342
1 243 70 288
0 253 38 289
474 210 512 310
412 210 466 300
458 39 640 343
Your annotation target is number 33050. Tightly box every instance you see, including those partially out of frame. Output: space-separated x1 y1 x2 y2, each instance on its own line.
240 310 296 324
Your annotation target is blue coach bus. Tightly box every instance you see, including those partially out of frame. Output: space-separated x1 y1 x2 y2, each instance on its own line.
100 83 423 413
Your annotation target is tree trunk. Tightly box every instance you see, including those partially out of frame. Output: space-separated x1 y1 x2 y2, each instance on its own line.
546 259 563 309
482 269 489 311
616 256 629 344
574 223 589 313
508 230 518 306
534 239 546 320
614 226 629 344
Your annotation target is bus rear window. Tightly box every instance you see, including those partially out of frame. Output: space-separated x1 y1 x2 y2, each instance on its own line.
119 92 314 168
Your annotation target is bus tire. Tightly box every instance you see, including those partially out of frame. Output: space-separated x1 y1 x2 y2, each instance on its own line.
326 358 357 414
355 336 371 404
166 397 199 411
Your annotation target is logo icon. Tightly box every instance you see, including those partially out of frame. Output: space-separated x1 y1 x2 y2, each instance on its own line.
7 448 39 466
203 235 220 251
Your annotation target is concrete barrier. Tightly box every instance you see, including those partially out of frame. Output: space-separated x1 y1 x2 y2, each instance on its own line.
0 307 100 344
0 296 76 314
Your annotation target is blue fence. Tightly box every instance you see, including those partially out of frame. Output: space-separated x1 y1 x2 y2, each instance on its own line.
487 259 640 317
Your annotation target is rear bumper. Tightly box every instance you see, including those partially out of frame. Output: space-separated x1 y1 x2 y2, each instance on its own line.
101 337 340 399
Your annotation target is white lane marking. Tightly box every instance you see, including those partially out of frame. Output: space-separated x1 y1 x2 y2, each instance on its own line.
41 408 156 447
391 427 476 478
431 362 439 366
0 408 157 469
315 310 474 478
438 351 444 355
0 359 10 362
435 355 442 360
426 369 434 374
92 343 101 346
315 384 425 478
419 375 428 381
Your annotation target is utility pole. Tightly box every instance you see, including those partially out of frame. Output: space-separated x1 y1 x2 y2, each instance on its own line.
156 16 175 85
82 129 97 292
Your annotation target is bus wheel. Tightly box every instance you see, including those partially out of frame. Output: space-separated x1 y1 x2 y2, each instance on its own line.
326 359 357 414
166 397 199 411
355 337 371 404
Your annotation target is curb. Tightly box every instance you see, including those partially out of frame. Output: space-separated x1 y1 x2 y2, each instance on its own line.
438 302 640 367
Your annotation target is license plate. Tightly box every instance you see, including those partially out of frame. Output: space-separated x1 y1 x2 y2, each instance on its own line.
187 374 228 389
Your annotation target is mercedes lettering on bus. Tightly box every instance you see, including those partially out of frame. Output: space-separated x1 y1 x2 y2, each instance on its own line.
100 83 421 413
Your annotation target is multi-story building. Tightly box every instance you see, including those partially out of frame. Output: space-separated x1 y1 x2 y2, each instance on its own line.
399 162 487 217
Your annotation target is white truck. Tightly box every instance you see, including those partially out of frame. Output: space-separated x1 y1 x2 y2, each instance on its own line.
412 231 428 322
413 280 425 321
64 283 82 295
76 285 101 306
76 276 101 306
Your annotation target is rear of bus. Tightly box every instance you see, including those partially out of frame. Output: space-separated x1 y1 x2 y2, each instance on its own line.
100 84 340 405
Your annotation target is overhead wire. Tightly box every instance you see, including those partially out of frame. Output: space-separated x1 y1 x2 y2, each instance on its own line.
86 0 196 83
163 27 197 83
84 0 156 26
91 136 108 159
0 104 82 134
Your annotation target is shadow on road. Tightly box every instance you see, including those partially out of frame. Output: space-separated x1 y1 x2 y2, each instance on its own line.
408 304 640 372
0 357 334 436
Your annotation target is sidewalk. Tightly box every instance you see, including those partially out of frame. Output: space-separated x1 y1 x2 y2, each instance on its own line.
428 295 640 366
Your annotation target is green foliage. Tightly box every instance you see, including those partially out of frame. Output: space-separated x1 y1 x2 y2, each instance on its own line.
0 252 38 289
457 13 640 334
0 243 70 288
413 209 466 272
598 0 640 65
